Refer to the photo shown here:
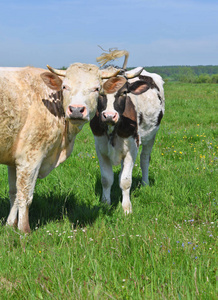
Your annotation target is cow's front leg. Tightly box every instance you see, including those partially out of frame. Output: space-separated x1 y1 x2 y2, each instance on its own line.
98 153 114 206
140 136 156 185
7 166 18 228
15 164 40 233
120 150 137 214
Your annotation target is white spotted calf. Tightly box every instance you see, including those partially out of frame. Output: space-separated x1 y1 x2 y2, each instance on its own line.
90 68 165 213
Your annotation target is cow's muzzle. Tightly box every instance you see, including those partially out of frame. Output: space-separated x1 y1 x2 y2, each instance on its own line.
67 105 88 121
101 111 119 125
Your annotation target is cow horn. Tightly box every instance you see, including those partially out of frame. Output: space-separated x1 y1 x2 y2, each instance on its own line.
125 67 144 79
99 67 121 79
46 65 66 77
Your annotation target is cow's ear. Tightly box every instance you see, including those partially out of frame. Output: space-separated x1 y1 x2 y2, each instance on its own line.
103 77 126 94
128 80 149 95
40 72 63 91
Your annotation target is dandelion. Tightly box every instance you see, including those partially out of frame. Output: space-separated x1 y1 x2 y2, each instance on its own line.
39 251 41 254
179 152 182 154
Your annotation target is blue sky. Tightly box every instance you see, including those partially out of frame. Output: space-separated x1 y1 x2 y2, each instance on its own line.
0 0 218 68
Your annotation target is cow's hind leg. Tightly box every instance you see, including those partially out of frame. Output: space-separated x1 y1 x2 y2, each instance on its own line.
7 166 18 228
140 136 156 186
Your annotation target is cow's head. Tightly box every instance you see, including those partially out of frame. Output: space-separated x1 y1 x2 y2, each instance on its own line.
41 64 120 126
90 71 150 138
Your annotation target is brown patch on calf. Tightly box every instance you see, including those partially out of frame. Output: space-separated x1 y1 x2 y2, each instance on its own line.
117 97 137 139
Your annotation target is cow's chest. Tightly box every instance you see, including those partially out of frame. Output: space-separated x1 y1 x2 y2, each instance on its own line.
95 134 136 166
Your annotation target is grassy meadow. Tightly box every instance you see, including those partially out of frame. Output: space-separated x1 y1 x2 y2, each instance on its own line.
0 82 217 299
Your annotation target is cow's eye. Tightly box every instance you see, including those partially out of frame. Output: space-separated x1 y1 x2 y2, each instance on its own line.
121 90 127 96
62 85 70 90
93 87 100 92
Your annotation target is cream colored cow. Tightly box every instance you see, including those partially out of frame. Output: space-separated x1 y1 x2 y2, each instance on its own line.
0 64 119 233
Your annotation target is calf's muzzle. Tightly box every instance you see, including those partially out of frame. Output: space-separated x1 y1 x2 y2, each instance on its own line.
101 111 119 125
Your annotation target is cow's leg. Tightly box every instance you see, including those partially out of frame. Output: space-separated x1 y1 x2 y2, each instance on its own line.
120 150 137 214
15 164 40 233
140 136 156 185
98 153 114 206
7 166 18 227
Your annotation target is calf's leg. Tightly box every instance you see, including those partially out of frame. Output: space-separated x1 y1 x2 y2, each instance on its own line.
119 150 137 214
97 153 114 205
140 136 156 185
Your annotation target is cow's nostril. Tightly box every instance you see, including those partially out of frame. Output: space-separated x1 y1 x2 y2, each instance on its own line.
80 107 85 113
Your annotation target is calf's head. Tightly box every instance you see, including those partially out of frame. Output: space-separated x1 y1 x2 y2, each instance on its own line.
90 76 150 138
41 64 120 126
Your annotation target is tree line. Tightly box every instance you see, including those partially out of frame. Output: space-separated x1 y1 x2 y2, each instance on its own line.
143 65 218 83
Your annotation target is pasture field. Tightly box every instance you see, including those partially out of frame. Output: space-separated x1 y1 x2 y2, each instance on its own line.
0 82 217 299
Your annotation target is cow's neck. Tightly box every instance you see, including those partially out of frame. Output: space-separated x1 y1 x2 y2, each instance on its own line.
56 120 81 167
106 125 117 147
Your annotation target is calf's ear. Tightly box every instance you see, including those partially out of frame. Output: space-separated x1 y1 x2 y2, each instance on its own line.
128 80 149 95
40 72 63 91
103 77 126 94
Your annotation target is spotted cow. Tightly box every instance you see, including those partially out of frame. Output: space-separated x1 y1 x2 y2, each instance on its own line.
90 67 165 213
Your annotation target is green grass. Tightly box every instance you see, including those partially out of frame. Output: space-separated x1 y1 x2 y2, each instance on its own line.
0 82 217 299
